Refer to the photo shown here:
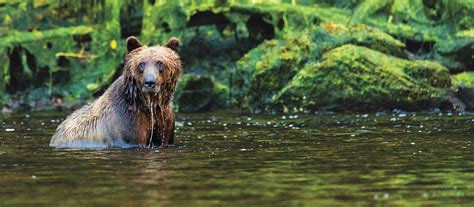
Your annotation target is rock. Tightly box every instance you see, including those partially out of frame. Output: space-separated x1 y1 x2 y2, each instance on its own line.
434 37 474 73
451 72 474 109
176 75 228 112
234 23 407 112
233 33 312 112
313 22 406 58
273 44 451 112
354 0 473 42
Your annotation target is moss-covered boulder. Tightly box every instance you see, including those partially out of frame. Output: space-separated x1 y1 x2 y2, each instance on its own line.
273 44 451 112
176 75 228 112
234 23 406 112
434 36 474 73
452 72 474 109
312 22 406 58
232 32 311 112
354 0 473 42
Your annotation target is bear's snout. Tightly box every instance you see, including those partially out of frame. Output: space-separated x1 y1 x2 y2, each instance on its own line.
143 73 160 93
144 74 156 88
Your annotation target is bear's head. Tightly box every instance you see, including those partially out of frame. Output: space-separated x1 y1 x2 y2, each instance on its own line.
123 36 182 106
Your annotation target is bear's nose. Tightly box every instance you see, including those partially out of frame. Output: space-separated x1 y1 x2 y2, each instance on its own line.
144 76 156 88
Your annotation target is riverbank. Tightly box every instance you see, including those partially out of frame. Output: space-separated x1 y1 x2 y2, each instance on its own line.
1 1 472 113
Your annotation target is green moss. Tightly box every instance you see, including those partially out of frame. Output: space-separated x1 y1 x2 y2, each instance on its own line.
353 0 391 20
84 0 123 91
313 22 406 58
230 3 351 32
457 29 474 37
451 72 474 109
0 26 94 48
180 24 248 85
0 0 125 106
353 0 473 42
0 51 8 90
0 1 99 34
452 72 474 88
0 1 471 112
233 32 311 112
141 1 187 45
434 36 473 73
0 51 8 104
0 26 95 103
273 44 450 112
234 23 407 112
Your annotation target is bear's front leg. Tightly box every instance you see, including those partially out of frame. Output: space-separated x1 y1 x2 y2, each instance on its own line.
153 107 175 147
164 114 175 145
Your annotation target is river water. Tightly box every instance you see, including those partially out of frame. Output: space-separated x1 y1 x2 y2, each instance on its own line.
1 111 473 206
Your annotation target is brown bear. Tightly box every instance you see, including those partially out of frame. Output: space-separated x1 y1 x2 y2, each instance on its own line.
50 36 182 148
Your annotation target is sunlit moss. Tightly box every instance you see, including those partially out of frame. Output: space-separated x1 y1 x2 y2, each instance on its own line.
273 44 450 112
433 36 473 73
234 23 408 112
353 0 473 42
313 22 406 58
452 72 474 88
452 72 474 109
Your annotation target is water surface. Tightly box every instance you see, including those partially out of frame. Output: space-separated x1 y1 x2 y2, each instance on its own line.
1 111 473 206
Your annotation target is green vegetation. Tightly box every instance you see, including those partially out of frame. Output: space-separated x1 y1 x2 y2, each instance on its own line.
0 0 124 107
274 44 450 112
452 72 474 109
234 23 412 112
0 0 472 112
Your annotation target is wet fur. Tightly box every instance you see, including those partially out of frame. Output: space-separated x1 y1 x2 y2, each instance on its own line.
50 41 181 148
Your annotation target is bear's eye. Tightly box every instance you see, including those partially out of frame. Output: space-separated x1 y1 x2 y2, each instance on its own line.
156 61 164 73
138 62 145 73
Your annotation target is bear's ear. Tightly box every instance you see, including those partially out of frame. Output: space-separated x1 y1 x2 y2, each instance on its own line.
126 36 143 52
165 37 180 52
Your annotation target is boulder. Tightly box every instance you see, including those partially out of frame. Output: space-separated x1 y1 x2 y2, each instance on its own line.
452 72 474 109
434 37 474 73
273 44 451 112
234 23 407 112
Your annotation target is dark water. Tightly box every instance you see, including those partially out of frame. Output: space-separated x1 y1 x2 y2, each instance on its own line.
1 111 473 206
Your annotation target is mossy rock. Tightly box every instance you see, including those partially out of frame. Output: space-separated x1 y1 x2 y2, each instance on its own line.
452 72 474 109
313 22 406 58
354 0 473 42
273 44 450 112
176 75 228 112
434 37 474 73
233 32 311 112
234 23 406 112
